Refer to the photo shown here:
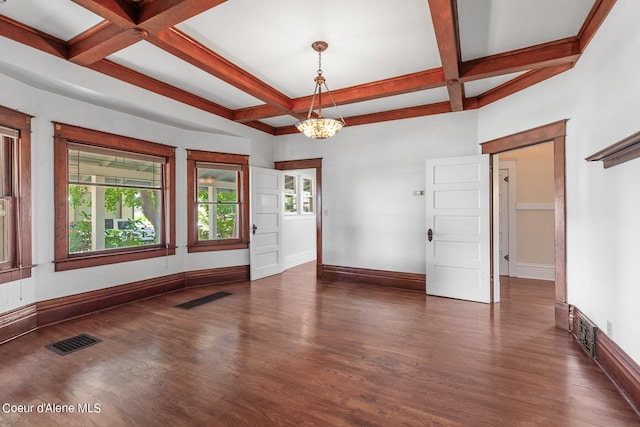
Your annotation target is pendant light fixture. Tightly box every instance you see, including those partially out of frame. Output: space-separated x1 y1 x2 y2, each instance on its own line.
295 41 345 139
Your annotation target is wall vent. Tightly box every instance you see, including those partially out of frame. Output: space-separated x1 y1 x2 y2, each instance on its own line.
577 312 597 357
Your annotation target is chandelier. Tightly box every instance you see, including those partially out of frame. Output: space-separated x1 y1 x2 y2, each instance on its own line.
295 41 345 139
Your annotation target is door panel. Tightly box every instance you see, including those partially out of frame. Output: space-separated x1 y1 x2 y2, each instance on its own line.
426 155 491 303
250 167 283 280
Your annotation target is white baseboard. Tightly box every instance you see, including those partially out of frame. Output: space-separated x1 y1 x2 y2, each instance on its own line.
516 262 555 281
284 251 316 270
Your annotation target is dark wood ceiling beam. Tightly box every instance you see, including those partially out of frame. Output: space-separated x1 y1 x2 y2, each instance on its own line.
242 121 276 135
274 102 452 136
476 63 574 108
460 38 581 82
150 27 293 113
88 59 234 119
138 0 228 32
68 22 140 66
68 0 227 65
578 0 617 52
0 15 67 59
71 0 137 28
427 0 464 111
234 68 446 123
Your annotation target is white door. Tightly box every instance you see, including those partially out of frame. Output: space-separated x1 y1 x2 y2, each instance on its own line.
425 154 491 303
250 167 284 280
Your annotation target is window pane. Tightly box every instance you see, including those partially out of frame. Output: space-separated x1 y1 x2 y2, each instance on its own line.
68 148 163 189
0 198 10 264
303 178 313 194
0 137 12 196
68 184 161 254
303 196 313 213
197 167 238 202
284 175 296 194
284 194 297 214
197 203 238 240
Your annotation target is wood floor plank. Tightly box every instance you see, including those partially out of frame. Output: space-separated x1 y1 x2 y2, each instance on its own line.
0 265 638 426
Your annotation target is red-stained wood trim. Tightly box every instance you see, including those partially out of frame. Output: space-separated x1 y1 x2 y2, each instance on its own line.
88 59 234 119
54 122 176 157
477 63 574 108
275 102 452 135
242 120 277 135
53 123 177 271
555 302 570 331
0 265 249 342
274 159 323 276
234 68 447 123
480 120 567 154
586 130 640 168
68 22 140 65
0 305 37 344
36 273 185 327
68 1 228 65
428 0 464 111
274 158 322 171
571 305 640 414
595 328 640 414
460 38 581 82
578 0 617 52
184 265 249 287
322 265 425 292
150 28 293 112
70 0 137 28
185 150 250 253
0 105 33 286
481 120 568 329
137 0 228 32
553 135 567 305
0 15 67 59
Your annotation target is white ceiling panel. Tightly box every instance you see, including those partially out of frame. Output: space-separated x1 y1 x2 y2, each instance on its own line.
458 0 596 61
464 72 526 97
177 0 441 98
0 0 103 41
107 41 263 109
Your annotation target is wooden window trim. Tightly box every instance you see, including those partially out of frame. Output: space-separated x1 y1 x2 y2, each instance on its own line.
186 150 249 253
0 106 33 285
53 123 176 272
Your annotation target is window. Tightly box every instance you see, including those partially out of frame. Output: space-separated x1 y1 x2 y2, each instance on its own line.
302 177 314 214
284 174 314 216
0 106 32 284
186 150 249 252
284 174 297 214
54 123 176 271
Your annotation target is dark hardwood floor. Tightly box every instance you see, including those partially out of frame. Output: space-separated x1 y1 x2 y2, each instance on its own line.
0 264 638 426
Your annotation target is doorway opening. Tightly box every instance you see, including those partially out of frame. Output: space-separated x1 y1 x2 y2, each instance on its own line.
481 120 568 329
274 158 323 278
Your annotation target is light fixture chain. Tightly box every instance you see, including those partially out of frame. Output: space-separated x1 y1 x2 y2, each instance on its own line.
322 81 345 124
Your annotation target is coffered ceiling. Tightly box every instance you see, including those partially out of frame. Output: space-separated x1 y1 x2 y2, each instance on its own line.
0 0 616 135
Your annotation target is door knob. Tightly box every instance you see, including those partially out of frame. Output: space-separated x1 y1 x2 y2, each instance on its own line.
427 228 433 242
252 224 258 235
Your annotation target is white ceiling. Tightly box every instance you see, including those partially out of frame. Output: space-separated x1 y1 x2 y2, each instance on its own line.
0 0 605 135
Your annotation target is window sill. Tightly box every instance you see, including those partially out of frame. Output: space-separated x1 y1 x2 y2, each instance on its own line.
54 247 176 272
0 266 33 285
187 242 248 253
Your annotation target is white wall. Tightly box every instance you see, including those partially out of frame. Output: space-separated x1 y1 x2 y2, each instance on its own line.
282 169 317 269
0 71 275 313
276 111 480 274
478 0 640 363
